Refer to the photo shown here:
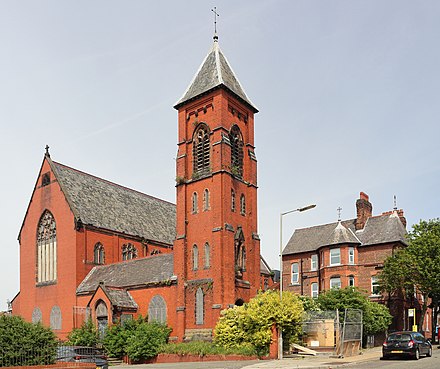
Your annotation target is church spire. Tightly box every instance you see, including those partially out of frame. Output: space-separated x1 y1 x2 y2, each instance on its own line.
174 36 258 112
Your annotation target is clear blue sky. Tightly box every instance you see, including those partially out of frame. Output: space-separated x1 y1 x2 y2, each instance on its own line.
1 0 439 311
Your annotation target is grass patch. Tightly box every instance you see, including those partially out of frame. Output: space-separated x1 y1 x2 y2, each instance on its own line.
159 341 256 357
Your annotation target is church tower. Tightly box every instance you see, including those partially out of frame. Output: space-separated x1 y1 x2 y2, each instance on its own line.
173 35 260 340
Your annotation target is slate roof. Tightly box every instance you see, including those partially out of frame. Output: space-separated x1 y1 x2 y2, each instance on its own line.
260 256 272 276
77 254 174 294
102 286 138 310
174 39 258 112
51 160 176 245
283 212 407 255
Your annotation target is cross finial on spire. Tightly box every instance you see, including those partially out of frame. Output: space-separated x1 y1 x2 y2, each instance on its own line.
45 145 50 157
393 195 397 210
337 207 342 222
211 7 219 41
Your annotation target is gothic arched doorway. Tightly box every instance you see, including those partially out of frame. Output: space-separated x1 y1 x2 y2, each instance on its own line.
95 300 108 338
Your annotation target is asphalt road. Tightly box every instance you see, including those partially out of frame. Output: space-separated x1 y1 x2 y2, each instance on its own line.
353 353 440 369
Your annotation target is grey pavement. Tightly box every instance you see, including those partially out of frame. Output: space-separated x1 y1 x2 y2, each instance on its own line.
115 346 384 369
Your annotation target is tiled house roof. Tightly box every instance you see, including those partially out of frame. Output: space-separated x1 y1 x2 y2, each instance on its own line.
77 254 174 294
174 39 258 112
283 212 407 256
51 160 176 245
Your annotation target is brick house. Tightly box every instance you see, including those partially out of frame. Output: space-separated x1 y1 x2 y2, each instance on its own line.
12 35 273 340
282 192 410 331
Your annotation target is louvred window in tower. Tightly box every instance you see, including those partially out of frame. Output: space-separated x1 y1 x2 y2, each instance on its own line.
122 243 137 261
193 124 211 176
229 125 244 178
36 211 57 284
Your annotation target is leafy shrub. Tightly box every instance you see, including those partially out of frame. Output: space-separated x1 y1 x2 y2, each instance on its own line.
159 341 256 357
103 317 143 358
0 315 57 366
125 321 171 361
214 290 303 357
67 319 99 346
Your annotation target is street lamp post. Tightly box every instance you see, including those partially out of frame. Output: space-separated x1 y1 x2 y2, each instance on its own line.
279 204 316 360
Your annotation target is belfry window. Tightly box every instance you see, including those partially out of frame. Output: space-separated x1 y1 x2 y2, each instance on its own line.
122 243 137 261
229 125 244 178
193 124 210 176
94 243 105 264
36 211 57 283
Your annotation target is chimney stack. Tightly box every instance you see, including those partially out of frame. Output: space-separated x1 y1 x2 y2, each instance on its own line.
355 192 372 230
397 209 407 228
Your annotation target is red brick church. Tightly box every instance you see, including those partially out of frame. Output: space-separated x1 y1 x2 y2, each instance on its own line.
12 35 273 340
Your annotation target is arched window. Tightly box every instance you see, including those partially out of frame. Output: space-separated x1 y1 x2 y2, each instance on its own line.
204 243 210 268
122 243 137 261
50 306 62 330
203 189 210 211
195 288 204 325
231 190 236 212
192 192 198 214
193 124 210 175
37 211 57 283
240 194 246 215
94 243 105 264
229 125 243 178
148 295 167 323
32 307 42 324
193 245 199 270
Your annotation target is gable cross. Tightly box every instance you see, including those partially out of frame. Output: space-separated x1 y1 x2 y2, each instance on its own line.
337 207 342 221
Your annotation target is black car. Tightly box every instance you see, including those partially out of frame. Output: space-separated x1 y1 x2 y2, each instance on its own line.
382 331 432 360
56 346 108 369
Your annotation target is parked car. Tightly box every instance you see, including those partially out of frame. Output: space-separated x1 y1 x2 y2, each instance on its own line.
56 346 108 369
382 331 432 360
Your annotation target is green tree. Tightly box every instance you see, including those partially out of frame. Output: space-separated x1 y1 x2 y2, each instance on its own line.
406 219 440 338
214 290 304 356
67 319 99 346
379 219 440 340
316 287 392 338
0 315 58 366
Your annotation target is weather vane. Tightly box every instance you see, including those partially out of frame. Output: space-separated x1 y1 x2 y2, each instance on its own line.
337 207 342 221
393 195 397 210
211 7 220 38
